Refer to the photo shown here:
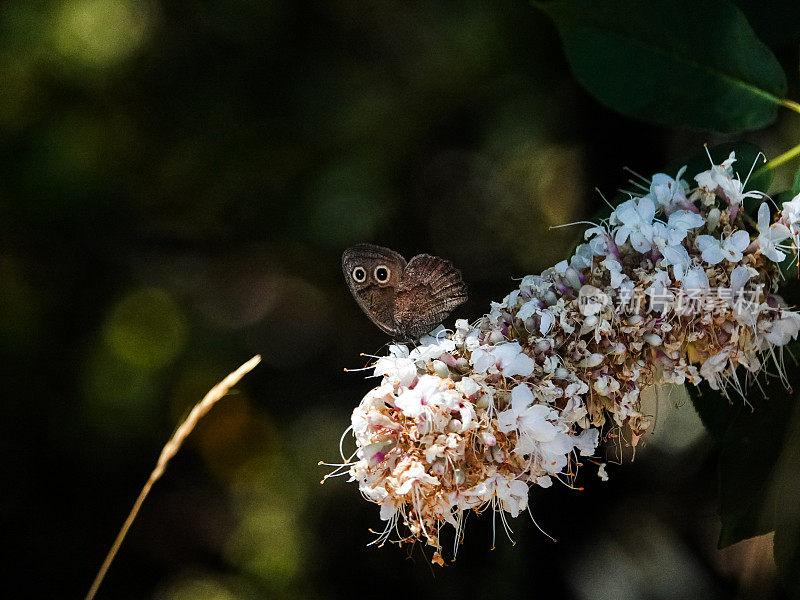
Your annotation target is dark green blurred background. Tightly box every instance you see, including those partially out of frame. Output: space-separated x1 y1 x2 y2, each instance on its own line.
3 1 799 598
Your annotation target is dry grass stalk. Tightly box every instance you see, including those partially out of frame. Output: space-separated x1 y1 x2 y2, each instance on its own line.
85 355 262 600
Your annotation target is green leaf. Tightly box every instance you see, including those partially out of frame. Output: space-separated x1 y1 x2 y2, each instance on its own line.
715 397 785 548
771 404 800 598
732 0 800 53
687 383 779 548
686 384 737 442
687 348 799 550
537 0 787 133
792 166 800 196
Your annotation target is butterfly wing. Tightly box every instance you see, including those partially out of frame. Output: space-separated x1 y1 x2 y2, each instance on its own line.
394 254 468 339
342 244 407 336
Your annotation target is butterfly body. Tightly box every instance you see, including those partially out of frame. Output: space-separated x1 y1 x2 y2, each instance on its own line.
342 244 467 340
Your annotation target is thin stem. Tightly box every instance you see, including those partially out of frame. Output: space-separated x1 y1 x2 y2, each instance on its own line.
780 98 800 116
84 355 262 600
757 142 800 176
751 99 800 179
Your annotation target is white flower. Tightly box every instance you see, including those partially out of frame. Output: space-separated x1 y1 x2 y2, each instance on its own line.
593 374 620 396
682 266 709 290
470 342 536 378
374 355 418 387
358 440 398 466
455 376 481 398
613 197 656 252
585 226 611 256
645 269 674 314
463 474 529 518
531 431 576 475
706 207 721 231
729 265 752 294
578 284 610 315
493 477 529 517
661 244 691 281
783 194 800 223
393 458 441 495
694 152 736 191
573 428 599 456
755 202 791 262
570 243 595 269
695 230 750 264
694 151 763 210
601 258 629 289
517 299 555 334
497 385 559 441
453 322 481 352
781 194 800 246
647 169 689 214
470 347 495 374
652 209 704 247
700 349 731 389
379 498 397 521
395 375 445 419
763 310 800 346
780 198 800 260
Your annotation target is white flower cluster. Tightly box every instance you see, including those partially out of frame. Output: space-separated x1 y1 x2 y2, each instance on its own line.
326 152 800 563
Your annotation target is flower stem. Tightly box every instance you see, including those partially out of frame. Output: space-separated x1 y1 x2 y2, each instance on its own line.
760 142 800 174
780 98 800 116
752 99 800 178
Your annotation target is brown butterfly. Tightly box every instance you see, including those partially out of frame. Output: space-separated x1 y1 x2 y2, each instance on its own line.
342 244 468 340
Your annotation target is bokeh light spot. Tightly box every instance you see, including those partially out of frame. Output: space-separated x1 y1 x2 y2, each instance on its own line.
156 575 241 600
81 348 161 442
224 501 301 589
52 0 153 68
104 287 187 369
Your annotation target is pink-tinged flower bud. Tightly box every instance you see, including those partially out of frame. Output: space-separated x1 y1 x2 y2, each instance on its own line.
491 446 506 463
644 334 662 346
358 440 397 466
432 360 450 378
480 431 497 446
564 267 583 289
578 353 604 368
453 468 466 486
